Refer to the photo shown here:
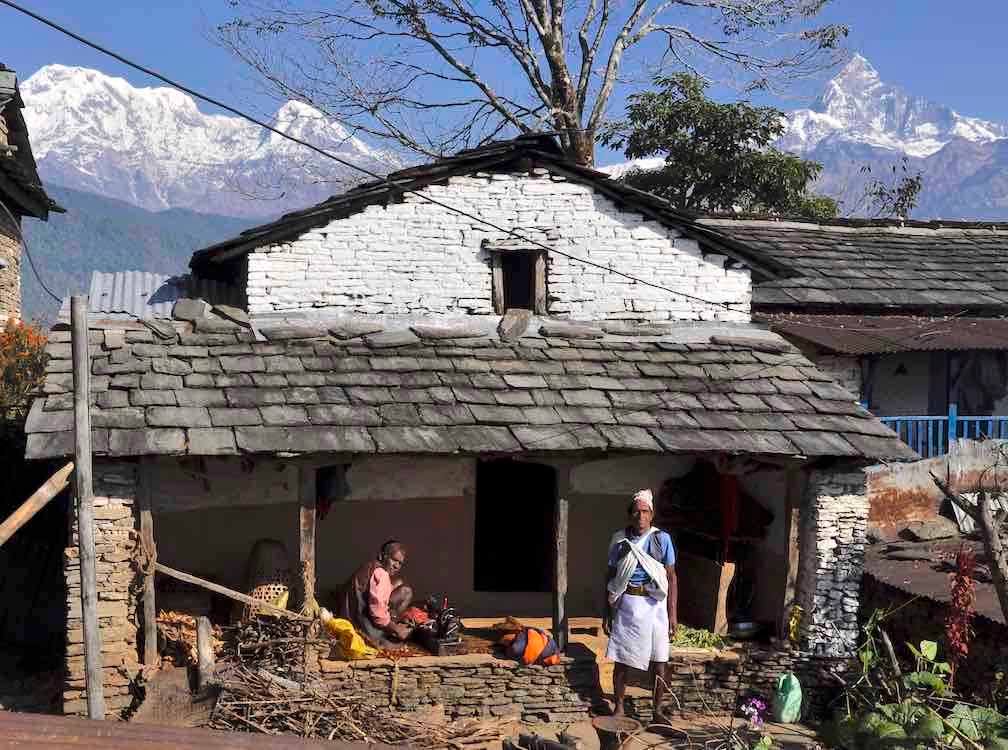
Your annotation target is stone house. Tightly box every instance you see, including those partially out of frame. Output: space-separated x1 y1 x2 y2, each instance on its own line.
26 135 915 719
702 217 1008 458
0 64 59 323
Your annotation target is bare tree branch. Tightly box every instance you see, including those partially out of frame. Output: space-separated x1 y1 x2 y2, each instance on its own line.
215 0 848 164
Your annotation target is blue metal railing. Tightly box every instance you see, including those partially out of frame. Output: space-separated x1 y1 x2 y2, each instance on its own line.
879 404 1008 458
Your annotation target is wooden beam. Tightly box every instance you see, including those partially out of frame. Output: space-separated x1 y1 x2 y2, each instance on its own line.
781 469 802 641
138 463 158 667
299 467 318 616
154 562 309 622
534 252 547 315
196 616 215 692
491 254 505 315
71 295 104 720
552 495 569 652
0 461 73 548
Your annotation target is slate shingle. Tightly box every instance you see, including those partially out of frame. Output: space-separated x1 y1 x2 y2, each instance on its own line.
24 319 916 461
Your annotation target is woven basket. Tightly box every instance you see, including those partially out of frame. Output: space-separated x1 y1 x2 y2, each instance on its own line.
244 539 292 617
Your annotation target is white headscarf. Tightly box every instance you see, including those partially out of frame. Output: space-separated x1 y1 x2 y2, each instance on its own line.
632 488 654 510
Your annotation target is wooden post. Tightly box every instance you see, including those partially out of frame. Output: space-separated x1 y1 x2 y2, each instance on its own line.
71 295 105 720
781 468 802 641
552 495 569 652
299 467 317 616
196 616 215 691
0 461 73 548
138 463 158 667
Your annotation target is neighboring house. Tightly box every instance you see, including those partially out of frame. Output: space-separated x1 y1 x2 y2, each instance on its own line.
701 216 1008 458
26 135 915 718
0 64 60 323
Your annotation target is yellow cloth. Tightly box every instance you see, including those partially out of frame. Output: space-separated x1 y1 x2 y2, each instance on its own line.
320 608 378 660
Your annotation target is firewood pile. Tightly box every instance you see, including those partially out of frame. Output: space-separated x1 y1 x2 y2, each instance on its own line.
157 611 224 666
208 616 512 747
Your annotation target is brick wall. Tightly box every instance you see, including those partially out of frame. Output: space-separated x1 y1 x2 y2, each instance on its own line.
797 467 869 657
246 169 750 322
0 209 20 323
63 462 143 716
317 653 599 724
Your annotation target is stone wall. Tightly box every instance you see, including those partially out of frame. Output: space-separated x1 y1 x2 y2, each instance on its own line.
797 467 870 657
627 645 847 722
317 653 599 724
63 462 143 716
245 169 750 322
860 575 1008 700
0 208 20 323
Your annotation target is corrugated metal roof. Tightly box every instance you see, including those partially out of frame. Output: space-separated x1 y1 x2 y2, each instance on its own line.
58 271 242 321
765 314 1008 355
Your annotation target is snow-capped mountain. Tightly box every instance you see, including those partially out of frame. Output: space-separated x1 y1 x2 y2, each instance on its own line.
780 54 1008 159
602 55 1008 219
21 65 397 219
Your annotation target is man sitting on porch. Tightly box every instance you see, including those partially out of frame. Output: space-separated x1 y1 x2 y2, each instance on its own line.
603 489 678 720
338 540 415 649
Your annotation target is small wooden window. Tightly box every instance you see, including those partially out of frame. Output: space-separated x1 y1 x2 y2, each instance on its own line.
491 250 546 314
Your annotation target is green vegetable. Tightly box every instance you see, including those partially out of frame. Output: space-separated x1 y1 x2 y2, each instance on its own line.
670 624 726 649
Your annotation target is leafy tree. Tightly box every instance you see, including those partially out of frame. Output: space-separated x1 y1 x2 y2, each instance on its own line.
859 157 924 219
601 74 837 219
216 0 847 165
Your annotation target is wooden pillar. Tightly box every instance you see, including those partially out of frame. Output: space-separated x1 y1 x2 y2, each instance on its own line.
138 462 157 667
552 494 569 652
299 467 317 615
780 468 802 641
71 295 104 720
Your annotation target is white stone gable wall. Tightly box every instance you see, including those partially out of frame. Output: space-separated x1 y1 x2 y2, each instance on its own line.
246 171 750 322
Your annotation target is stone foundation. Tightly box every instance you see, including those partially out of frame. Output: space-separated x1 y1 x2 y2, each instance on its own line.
317 653 599 724
63 462 143 716
627 644 847 722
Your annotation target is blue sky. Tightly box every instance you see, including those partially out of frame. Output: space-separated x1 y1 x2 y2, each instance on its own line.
3 0 1008 165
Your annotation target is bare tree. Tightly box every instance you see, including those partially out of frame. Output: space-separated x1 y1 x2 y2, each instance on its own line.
215 0 848 166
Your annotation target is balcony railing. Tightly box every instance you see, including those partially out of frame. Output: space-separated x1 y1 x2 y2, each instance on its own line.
878 404 1008 458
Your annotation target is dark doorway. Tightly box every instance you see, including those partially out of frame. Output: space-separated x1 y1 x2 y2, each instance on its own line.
474 459 556 592
501 253 535 311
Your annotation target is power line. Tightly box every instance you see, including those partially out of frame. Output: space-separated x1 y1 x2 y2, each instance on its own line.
0 0 747 313
0 199 62 304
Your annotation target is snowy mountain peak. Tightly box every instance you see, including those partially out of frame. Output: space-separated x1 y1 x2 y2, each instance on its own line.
781 55 1008 158
20 64 396 218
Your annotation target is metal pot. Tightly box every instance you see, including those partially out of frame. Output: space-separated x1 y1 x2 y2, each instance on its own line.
728 620 763 640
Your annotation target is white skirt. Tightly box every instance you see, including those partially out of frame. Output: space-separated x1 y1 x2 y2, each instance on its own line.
606 593 670 671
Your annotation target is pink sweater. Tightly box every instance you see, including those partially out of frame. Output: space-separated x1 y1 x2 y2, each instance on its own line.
367 565 393 627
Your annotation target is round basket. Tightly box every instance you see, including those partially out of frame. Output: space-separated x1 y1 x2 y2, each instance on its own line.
244 539 292 617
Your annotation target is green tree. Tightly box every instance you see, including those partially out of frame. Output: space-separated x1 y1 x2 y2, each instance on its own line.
601 74 837 219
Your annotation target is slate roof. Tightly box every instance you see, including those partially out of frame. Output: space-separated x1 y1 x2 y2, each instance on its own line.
25 307 916 462
698 217 1008 315
189 135 788 281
